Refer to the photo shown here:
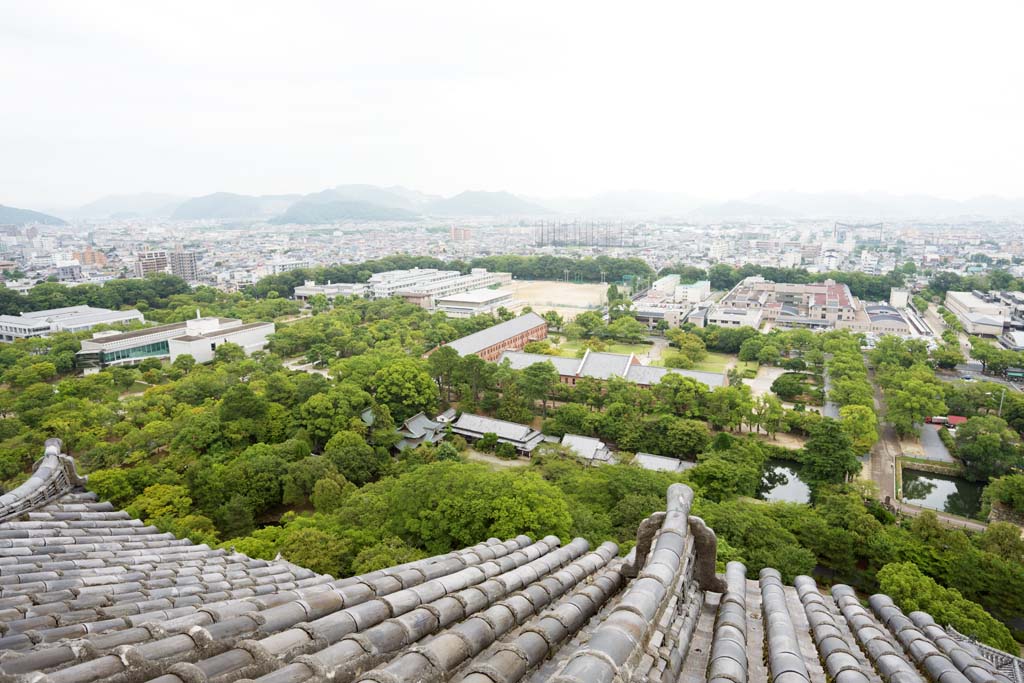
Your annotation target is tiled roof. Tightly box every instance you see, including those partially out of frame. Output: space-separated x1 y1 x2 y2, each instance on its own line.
498 352 582 376
445 313 546 356
1 443 1021 683
577 351 632 380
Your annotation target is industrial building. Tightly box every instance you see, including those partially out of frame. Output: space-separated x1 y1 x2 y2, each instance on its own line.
76 315 273 370
0 306 144 342
705 276 912 335
944 291 1010 336
441 311 547 361
388 268 513 309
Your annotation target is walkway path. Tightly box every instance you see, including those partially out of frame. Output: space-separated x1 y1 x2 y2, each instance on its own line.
867 362 989 533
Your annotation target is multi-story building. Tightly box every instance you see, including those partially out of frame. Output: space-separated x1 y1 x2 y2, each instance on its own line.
76 316 274 371
293 280 367 301
262 258 312 276
135 251 168 278
365 267 513 308
0 306 145 342
168 249 200 282
73 247 107 267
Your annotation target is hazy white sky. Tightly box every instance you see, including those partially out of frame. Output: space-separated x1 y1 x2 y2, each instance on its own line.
3 1 1024 207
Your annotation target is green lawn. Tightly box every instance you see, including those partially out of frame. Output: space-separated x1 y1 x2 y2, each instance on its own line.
552 340 655 358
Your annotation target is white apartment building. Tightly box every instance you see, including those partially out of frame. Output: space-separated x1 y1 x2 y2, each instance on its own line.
262 258 313 276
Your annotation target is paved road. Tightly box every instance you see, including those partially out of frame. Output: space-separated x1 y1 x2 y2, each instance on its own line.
868 367 897 503
821 369 840 419
917 423 955 463
283 357 330 377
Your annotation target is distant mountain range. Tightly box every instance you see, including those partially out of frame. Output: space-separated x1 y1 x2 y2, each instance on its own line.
76 193 185 219
170 192 301 220
14 187 1024 224
0 204 66 226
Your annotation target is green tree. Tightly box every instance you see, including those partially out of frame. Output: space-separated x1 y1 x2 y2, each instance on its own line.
372 358 439 422
518 361 560 416
127 484 192 523
352 537 428 574
877 562 1017 653
753 394 785 438
607 316 646 343
703 385 754 431
213 342 246 364
955 416 1023 481
311 477 349 513
838 404 879 454
667 329 707 364
324 430 386 485
886 378 946 437
427 345 460 402
804 417 860 484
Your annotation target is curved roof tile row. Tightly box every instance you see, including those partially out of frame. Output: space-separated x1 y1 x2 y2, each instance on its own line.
1 442 1021 683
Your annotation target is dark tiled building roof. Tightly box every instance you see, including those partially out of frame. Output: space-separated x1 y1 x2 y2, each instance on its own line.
1 442 1021 683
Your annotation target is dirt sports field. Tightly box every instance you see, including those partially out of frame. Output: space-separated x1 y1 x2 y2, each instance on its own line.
509 280 607 321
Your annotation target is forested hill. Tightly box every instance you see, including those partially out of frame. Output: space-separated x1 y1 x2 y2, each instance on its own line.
0 204 66 226
426 190 550 216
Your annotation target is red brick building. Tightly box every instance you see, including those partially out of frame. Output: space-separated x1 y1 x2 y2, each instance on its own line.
442 312 547 361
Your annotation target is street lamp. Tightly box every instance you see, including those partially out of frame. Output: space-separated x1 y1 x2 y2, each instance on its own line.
985 388 1006 418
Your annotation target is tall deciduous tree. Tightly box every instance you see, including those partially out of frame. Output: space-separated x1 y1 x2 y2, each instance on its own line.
956 416 1023 481
804 417 860 484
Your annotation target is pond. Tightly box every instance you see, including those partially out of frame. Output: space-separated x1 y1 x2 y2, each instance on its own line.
901 470 985 520
758 458 811 504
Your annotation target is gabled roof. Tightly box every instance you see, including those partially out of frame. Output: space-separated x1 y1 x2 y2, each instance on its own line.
445 312 546 356
499 351 582 376
560 434 614 464
577 350 633 380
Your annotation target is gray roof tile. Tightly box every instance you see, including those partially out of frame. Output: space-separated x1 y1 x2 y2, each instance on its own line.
2 442 1022 683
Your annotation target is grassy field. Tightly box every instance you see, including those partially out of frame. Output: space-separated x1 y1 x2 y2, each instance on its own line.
552 340 655 358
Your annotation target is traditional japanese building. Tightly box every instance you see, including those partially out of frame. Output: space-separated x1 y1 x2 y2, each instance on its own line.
0 441 1021 683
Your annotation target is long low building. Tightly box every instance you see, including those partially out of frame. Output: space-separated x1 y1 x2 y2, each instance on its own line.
499 349 725 389
434 287 515 318
449 412 546 453
0 305 144 342
77 316 274 370
441 311 547 361
944 290 1010 336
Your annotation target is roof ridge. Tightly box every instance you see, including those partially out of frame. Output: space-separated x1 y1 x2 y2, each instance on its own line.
0 439 86 524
